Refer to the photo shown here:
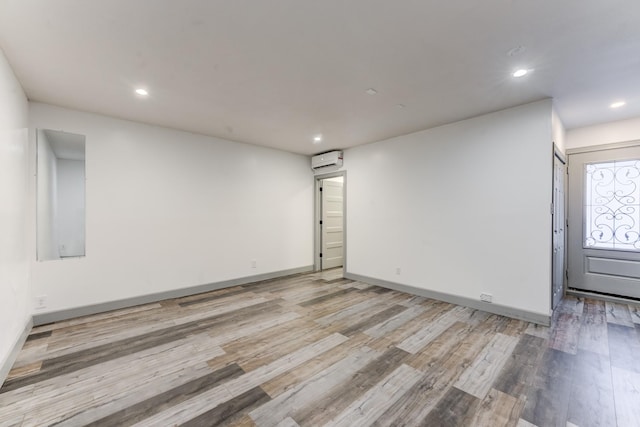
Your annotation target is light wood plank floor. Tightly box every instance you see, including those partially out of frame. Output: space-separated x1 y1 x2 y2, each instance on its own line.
1 270 640 426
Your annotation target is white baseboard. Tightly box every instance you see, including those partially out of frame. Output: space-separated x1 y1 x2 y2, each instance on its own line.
345 272 550 326
0 318 33 388
33 265 314 326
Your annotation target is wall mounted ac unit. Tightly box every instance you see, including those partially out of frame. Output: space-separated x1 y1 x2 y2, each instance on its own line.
311 151 343 170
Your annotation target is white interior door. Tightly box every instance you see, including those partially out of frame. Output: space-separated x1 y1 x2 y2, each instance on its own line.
552 153 566 309
321 177 344 270
568 145 640 298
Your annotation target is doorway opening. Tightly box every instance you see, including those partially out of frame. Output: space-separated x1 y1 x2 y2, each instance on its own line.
315 172 346 273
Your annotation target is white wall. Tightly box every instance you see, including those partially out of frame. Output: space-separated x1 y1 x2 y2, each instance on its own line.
0 49 30 379
345 99 553 317
29 103 314 314
56 159 85 257
552 106 566 153
566 116 640 150
36 129 60 260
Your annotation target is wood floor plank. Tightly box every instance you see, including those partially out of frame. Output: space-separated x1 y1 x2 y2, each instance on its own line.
397 305 466 354
516 418 539 427
499 317 529 337
328 364 422 427
259 332 373 398
222 318 331 372
453 332 519 399
29 302 164 334
249 346 381 425
493 334 547 399
363 305 426 338
566 350 616 427
611 366 640 427
374 317 498 426
521 348 574 427
605 301 634 327
548 312 582 355
607 323 640 374
180 386 271 427
206 312 302 348
274 417 299 427
26 330 52 342
6 361 42 381
630 304 640 324
30 295 273 365
299 287 359 307
337 304 408 337
557 297 584 315
314 296 393 326
1 300 287 394
406 321 474 372
578 299 609 356
0 385 35 424
420 386 481 426
277 283 339 304
292 346 410 426
3 276 638 426
524 323 550 340
367 301 452 349
229 415 258 427
132 333 347 426
9 340 49 371
469 388 525 427
18 333 226 426
82 364 245 427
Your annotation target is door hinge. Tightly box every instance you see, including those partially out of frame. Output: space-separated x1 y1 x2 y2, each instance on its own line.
550 203 554 215
565 270 569 280
319 220 323 225
319 187 323 192
320 253 323 258
566 219 569 227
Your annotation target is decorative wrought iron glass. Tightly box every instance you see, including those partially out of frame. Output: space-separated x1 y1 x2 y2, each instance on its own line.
584 159 640 250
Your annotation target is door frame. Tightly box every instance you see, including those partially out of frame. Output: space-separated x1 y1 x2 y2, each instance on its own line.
314 171 347 273
551 143 567 310
566 139 640 300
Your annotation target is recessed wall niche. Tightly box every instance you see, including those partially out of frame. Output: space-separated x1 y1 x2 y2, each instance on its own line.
36 129 86 261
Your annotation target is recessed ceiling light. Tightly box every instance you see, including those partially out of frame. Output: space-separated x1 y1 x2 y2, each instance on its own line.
313 135 322 144
610 101 626 109
135 88 149 96
512 69 528 78
365 88 378 95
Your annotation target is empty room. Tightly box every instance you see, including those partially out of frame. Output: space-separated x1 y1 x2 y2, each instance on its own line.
1 1 640 426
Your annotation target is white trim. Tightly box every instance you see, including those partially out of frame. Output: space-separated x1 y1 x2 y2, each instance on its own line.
33 265 313 326
566 288 640 307
566 139 640 155
345 272 551 326
1 318 33 387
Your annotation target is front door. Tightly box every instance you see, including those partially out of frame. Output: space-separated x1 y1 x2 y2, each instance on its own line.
568 144 640 299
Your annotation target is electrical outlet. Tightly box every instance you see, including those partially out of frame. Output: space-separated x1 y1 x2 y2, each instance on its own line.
251 260 257 269
35 295 47 309
480 293 493 303
396 267 401 275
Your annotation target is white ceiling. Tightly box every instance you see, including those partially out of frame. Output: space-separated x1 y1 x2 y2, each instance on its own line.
1 0 639 155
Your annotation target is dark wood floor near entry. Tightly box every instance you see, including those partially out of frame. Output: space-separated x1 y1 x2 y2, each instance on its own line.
1 270 639 426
